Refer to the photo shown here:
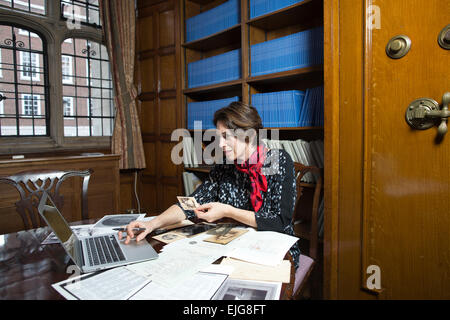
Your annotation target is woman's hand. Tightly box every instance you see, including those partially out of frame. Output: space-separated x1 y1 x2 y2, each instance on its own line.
118 220 154 245
194 202 232 223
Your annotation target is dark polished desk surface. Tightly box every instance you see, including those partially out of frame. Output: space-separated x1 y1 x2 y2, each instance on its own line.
0 220 295 300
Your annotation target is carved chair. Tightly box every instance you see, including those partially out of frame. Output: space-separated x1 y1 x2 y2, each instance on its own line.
0 169 92 231
291 162 323 299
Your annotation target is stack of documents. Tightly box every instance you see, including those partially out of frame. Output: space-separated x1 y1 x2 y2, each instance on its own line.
263 138 323 182
185 0 240 42
188 49 241 88
251 26 323 77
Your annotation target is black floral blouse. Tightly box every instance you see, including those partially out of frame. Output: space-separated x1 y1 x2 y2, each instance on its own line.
178 148 301 270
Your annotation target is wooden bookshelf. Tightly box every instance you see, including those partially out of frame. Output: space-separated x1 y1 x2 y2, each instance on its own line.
247 0 323 30
183 24 241 51
183 79 243 100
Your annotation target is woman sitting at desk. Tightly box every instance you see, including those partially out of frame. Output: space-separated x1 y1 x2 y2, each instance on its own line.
120 101 301 269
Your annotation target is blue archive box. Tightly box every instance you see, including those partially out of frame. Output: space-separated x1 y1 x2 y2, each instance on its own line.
250 0 305 19
187 49 241 88
251 86 323 127
186 0 240 43
251 90 305 127
250 26 323 77
187 96 239 130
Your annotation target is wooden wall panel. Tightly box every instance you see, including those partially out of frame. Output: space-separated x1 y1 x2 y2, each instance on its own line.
136 0 183 214
160 98 177 134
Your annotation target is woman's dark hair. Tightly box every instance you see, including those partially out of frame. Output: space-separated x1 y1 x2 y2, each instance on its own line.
213 101 263 131
213 101 263 145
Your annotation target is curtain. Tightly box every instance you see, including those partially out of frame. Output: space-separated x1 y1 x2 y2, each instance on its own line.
99 0 146 170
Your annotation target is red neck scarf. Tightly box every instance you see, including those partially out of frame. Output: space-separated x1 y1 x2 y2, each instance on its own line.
235 145 268 212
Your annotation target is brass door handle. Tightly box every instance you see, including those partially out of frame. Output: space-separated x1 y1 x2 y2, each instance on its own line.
405 92 450 135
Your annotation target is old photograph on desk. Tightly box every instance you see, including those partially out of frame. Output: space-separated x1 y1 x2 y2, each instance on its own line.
212 279 282 300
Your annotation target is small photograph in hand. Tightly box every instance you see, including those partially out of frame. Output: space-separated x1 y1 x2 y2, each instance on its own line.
177 196 200 211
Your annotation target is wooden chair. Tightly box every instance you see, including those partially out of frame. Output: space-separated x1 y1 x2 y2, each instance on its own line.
291 162 323 299
0 169 92 230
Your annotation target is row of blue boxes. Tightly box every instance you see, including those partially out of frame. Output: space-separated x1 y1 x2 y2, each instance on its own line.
251 26 323 76
185 0 240 43
187 96 239 130
187 49 241 88
251 86 323 127
187 26 322 88
250 0 305 19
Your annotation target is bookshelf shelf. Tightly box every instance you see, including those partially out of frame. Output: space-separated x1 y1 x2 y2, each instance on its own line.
247 0 323 30
247 65 323 91
183 24 241 51
183 79 243 100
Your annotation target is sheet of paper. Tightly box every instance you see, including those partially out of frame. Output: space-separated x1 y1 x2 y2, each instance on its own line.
227 231 299 266
220 257 291 283
130 272 228 300
127 232 230 287
52 267 150 300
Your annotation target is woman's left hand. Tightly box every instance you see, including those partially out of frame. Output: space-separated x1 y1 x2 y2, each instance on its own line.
194 202 232 223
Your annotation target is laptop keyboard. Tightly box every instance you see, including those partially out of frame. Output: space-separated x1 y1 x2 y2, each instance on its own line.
84 235 126 266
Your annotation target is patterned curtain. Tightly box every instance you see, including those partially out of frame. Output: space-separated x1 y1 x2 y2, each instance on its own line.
99 0 146 169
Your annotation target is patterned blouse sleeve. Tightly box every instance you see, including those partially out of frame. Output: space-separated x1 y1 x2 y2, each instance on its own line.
254 150 297 233
176 165 222 220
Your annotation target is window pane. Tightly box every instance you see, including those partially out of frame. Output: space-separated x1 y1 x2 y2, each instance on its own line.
0 24 49 136
0 0 46 15
62 38 114 137
61 0 101 28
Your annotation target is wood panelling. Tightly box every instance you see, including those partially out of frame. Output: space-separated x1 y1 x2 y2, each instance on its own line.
140 100 156 134
143 142 157 176
160 54 177 90
138 16 154 51
139 58 156 93
136 0 183 214
160 98 177 133
0 155 120 234
159 9 175 47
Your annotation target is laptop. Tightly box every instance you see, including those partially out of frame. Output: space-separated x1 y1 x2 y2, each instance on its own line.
37 192 158 273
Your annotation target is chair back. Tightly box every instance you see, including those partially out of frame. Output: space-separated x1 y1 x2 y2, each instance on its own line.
291 162 323 299
0 169 92 230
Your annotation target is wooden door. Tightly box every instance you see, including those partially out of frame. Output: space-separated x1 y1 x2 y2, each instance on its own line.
325 0 450 299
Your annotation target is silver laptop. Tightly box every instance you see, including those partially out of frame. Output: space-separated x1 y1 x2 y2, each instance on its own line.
37 192 158 273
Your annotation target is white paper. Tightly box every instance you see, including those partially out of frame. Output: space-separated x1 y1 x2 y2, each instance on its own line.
52 267 151 300
126 232 230 287
227 231 299 266
130 272 228 300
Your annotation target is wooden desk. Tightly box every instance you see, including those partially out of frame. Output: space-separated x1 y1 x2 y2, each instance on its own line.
0 220 295 300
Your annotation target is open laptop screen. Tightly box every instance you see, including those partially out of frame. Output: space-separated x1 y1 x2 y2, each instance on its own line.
39 193 78 262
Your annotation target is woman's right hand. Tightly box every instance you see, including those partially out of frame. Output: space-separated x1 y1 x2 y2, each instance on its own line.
118 220 154 245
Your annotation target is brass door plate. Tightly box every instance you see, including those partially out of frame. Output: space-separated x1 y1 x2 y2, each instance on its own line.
386 35 411 59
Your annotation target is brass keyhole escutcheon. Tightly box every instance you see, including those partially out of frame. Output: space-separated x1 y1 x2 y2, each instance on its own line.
386 35 411 59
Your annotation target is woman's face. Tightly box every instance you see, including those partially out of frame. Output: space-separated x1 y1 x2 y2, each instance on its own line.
216 121 255 162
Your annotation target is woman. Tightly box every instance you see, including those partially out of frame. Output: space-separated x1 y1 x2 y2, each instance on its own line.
119 101 301 269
